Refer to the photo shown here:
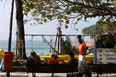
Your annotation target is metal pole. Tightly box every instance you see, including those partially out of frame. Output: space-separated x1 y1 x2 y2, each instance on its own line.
7 0 14 77
16 31 18 56
22 48 23 60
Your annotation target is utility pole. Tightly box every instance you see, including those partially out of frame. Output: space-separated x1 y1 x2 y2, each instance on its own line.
7 0 14 77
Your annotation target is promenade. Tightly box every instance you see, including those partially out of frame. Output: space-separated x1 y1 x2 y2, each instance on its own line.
0 72 116 77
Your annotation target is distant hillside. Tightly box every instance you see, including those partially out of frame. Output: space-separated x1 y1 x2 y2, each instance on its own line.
82 23 104 34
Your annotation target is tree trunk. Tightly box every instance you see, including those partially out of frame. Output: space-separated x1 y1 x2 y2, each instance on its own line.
15 0 27 59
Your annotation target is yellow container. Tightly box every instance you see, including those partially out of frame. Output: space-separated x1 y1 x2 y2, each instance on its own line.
0 49 4 54
40 55 94 64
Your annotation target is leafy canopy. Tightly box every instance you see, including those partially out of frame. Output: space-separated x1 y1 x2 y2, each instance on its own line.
22 0 116 27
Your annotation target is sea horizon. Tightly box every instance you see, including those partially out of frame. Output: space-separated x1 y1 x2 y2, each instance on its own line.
0 40 89 56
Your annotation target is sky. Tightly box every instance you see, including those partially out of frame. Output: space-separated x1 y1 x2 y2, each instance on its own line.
0 0 99 41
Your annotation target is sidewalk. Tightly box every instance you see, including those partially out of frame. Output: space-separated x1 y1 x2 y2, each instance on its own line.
0 72 116 77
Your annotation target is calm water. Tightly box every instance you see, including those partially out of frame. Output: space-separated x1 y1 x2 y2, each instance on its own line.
0 40 89 56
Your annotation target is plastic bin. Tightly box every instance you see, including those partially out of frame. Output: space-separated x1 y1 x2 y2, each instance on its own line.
0 49 4 54
3 52 14 70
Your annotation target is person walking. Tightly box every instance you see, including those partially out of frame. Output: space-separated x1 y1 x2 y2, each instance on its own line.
77 35 88 61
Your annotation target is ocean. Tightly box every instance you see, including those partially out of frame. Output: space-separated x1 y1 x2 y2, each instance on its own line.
0 40 90 56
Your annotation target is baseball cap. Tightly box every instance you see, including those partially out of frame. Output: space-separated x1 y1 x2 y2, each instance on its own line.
51 54 59 58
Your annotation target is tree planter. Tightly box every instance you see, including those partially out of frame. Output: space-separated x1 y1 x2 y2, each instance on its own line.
96 41 103 48
104 43 115 48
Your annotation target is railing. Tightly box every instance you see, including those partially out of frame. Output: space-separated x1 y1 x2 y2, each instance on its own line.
25 34 98 36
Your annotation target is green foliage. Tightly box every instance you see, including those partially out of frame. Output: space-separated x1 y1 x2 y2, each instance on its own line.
94 34 103 42
82 22 115 34
114 44 116 49
102 32 115 47
82 23 104 34
94 32 115 47
103 24 109 32
65 25 68 29
22 0 116 26
65 20 69 24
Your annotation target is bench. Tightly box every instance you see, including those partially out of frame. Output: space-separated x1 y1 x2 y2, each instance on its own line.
26 64 116 76
92 64 116 76
26 64 78 77
19 62 116 77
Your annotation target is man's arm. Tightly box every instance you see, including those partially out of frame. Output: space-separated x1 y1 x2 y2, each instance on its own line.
66 59 71 64
82 47 88 55
77 48 79 55
81 39 88 55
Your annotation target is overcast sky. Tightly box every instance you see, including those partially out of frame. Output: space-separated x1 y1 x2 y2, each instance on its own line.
0 0 99 41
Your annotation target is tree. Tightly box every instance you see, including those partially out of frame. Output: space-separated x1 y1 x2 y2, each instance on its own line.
0 0 27 59
15 0 27 59
22 0 116 27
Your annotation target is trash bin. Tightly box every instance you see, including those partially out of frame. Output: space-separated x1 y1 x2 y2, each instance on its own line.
3 52 14 70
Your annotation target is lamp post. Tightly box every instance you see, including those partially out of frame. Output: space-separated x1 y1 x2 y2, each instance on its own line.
7 0 14 77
